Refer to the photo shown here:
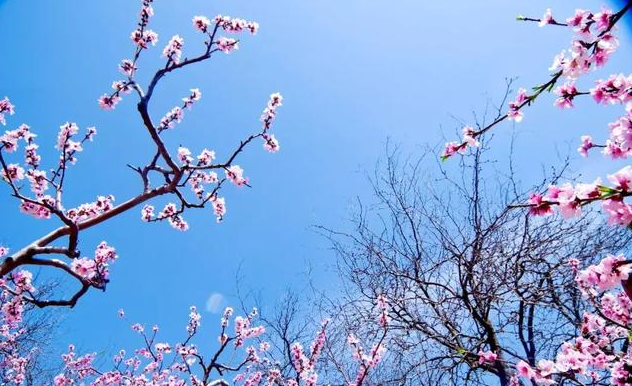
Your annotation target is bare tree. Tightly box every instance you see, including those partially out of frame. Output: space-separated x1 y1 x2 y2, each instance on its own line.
259 291 313 377
0 280 61 385
318 138 631 386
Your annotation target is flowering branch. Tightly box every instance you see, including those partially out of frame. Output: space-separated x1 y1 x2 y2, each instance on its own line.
442 4 630 160
47 299 388 386
0 1 283 309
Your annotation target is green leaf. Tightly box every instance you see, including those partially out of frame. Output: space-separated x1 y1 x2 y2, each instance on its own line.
597 185 617 194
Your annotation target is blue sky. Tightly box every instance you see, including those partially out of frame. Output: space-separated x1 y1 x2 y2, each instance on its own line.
0 0 631 357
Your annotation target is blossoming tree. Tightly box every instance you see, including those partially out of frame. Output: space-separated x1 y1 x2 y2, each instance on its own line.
0 1 387 384
442 2 632 385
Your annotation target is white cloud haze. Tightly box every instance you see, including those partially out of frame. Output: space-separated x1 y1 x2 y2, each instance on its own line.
206 292 225 314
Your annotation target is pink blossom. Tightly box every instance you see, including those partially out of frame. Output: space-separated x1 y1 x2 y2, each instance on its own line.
233 310 264 347
577 135 594 157
603 140 628 159
0 97 15 126
26 169 48 196
71 258 97 280
162 35 184 64
574 179 601 200
538 8 554 27
220 307 234 328
247 22 260 35
262 133 280 153
527 193 553 216
182 88 201 109
158 203 189 231
308 321 329 368
212 196 226 222
159 106 183 130
537 359 557 377
594 33 619 68
461 125 479 147
576 254 630 292
215 15 259 35
131 323 144 333
69 242 118 283
550 41 594 79
226 165 248 187
112 80 132 94
86 126 97 141
192 16 211 33
260 92 283 130
177 146 193 165
56 122 79 151
2 296 24 325
508 88 528 122
130 29 158 48
98 94 121 110
24 143 40 167
442 141 464 158
217 37 238 53
603 198 632 226
12 270 33 294
141 204 154 222
65 195 116 223
291 342 307 374
590 74 632 105
0 129 20 153
118 59 136 76
477 350 497 364
516 360 535 379
20 197 52 219
566 9 592 31
188 171 218 198
607 165 632 192
554 82 578 108
169 215 189 231
1 164 24 182
547 183 580 218
605 112 632 158
594 7 613 32
197 149 216 166
140 1 154 18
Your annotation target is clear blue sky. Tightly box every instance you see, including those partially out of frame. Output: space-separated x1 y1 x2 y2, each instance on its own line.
0 0 630 356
